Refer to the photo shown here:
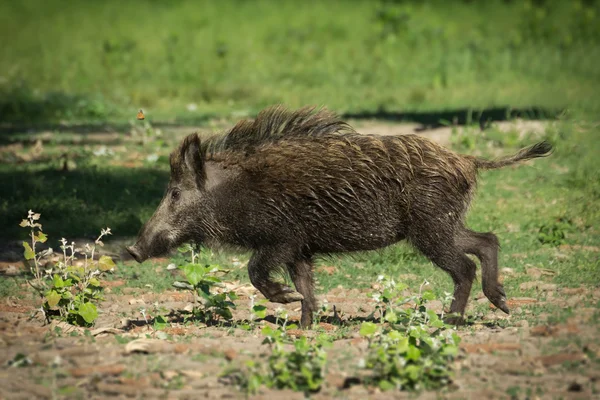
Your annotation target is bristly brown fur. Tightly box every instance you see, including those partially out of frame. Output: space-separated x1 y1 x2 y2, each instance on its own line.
202 105 355 158
135 105 553 327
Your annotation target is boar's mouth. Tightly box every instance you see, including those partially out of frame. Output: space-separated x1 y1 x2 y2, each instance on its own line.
126 230 178 264
126 245 146 263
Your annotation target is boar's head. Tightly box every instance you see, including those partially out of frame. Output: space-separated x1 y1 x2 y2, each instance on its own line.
127 134 210 263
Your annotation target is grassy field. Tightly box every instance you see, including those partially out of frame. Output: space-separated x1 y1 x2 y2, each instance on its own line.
0 1 599 398
1 0 599 123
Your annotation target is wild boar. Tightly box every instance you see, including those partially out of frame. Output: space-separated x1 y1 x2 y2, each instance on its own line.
127 106 552 326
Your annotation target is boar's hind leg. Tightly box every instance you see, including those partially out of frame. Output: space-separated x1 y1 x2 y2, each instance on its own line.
457 229 508 314
248 248 304 305
287 259 318 328
412 234 476 324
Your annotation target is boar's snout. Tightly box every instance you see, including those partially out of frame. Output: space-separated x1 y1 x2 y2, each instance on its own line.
126 245 146 263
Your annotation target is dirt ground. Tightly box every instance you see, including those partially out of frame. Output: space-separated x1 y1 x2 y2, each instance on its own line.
0 273 598 400
1 120 598 399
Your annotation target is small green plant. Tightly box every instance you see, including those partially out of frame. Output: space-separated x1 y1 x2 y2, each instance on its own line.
173 244 237 324
20 210 115 326
238 326 330 395
359 276 460 391
538 217 572 246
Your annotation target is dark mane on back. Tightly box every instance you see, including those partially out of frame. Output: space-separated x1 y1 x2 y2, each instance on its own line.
202 105 354 156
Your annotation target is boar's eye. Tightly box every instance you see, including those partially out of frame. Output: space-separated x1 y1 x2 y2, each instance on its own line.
171 189 181 201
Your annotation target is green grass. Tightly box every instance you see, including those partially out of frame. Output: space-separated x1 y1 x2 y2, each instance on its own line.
1 0 599 124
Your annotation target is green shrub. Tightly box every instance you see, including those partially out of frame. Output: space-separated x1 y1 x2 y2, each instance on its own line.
359 276 460 391
172 244 237 324
239 326 331 395
21 210 115 326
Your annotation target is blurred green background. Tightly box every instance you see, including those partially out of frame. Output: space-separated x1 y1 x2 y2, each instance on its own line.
1 0 599 124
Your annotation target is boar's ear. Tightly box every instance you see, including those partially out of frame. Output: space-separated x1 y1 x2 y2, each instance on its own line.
175 133 206 186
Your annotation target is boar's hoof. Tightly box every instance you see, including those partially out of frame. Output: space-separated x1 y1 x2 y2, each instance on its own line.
268 287 304 304
444 314 465 326
485 285 510 314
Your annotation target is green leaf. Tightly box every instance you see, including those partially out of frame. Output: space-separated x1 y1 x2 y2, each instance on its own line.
261 325 274 337
405 364 421 381
98 255 116 271
52 274 65 288
46 290 61 308
89 278 101 287
78 302 98 324
395 337 409 353
177 243 193 254
359 322 378 337
252 305 267 319
387 330 403 341
452 332 461 345
441 344 458 357
19 219 29 228
216 307 233 320
153 315 169 330
34 232 48 243
421 291 436 301
406 345 421 361
384 310 398 323
23 242 35 260
182 264 205 287
228 291 239 301
379 380 395 391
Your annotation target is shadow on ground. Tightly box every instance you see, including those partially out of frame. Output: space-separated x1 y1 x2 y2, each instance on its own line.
0 167 168 247
1 104 563 140
343 106 563 128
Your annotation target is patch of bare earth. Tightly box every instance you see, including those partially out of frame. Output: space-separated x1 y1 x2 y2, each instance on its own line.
0 280 598 399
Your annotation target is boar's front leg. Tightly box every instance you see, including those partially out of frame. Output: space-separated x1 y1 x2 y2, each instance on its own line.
287 258 318 328
248 247 304 306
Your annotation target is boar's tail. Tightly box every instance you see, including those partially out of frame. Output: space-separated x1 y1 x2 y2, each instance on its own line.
474 141 553 170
